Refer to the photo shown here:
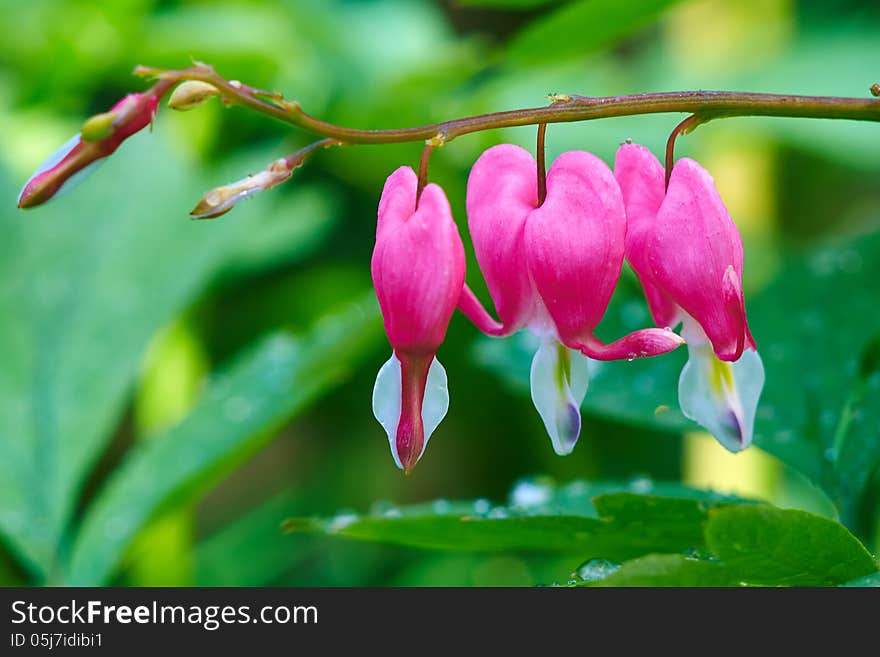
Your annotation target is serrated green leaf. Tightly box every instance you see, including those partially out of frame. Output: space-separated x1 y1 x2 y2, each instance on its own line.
65 296 382 585
704 505 878 586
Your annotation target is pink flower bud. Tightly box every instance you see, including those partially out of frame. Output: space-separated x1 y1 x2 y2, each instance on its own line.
370 167 465 472
615 142 764 452
18 92 159 209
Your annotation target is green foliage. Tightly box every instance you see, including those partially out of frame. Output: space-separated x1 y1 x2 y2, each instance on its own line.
457 1 560 8
284 479 736 559
285 478 878 586
505 0 685 66
0 0 878 588
587 554 734 587
842 571 880 587
596 504 879 586
476 231 880 536
704 506 877 586
0 136 377 583
68 298 380 585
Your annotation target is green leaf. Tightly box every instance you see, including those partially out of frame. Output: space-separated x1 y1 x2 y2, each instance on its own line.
284 479 740 560
65 296 382 585
196 489 302 587
832 344 880 529
841 571 880 587
704 506 878 586
585 554 737 587
583 505 878 587
748 235 880 525
0 137 337 581
505 0 684 66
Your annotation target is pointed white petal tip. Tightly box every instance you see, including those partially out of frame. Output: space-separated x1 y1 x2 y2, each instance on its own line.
678 343 764 453
529 338 591 456
371 353 449 469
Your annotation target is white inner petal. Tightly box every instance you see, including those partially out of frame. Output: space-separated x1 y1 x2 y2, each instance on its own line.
421 356 450 446
371 353 449 469
678 340 765 453
529 338 591 456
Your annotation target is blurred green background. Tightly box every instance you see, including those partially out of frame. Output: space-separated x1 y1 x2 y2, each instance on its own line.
0 0 878 586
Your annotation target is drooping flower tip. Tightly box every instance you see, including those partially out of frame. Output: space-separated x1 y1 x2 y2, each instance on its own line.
679 341 764 453
529 339 589 456
190 159 293 219
372 352 450 473
17 134 83 209
395 410 424 475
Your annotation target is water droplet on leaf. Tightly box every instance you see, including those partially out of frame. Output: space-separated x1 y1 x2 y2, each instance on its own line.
576 558 621 583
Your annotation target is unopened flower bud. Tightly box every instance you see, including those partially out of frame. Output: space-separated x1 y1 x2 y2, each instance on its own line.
168 81 221 111
18 92 158 209
190 158 293 219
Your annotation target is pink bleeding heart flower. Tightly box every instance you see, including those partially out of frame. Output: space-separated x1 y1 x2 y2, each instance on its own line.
614 142 764 452
18 92 160 209
371 166 465 473
459 144 684 455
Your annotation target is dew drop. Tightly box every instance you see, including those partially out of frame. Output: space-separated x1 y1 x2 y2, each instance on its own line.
329 513 359 531
473 498 491 516
629 476 653 493
510 479 553 508
575 558 621 583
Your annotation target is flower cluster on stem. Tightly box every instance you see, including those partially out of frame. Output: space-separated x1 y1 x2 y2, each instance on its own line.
16 62 880 472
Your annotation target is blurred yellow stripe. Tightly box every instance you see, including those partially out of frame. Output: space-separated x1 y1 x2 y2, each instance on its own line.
683 431 780 501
